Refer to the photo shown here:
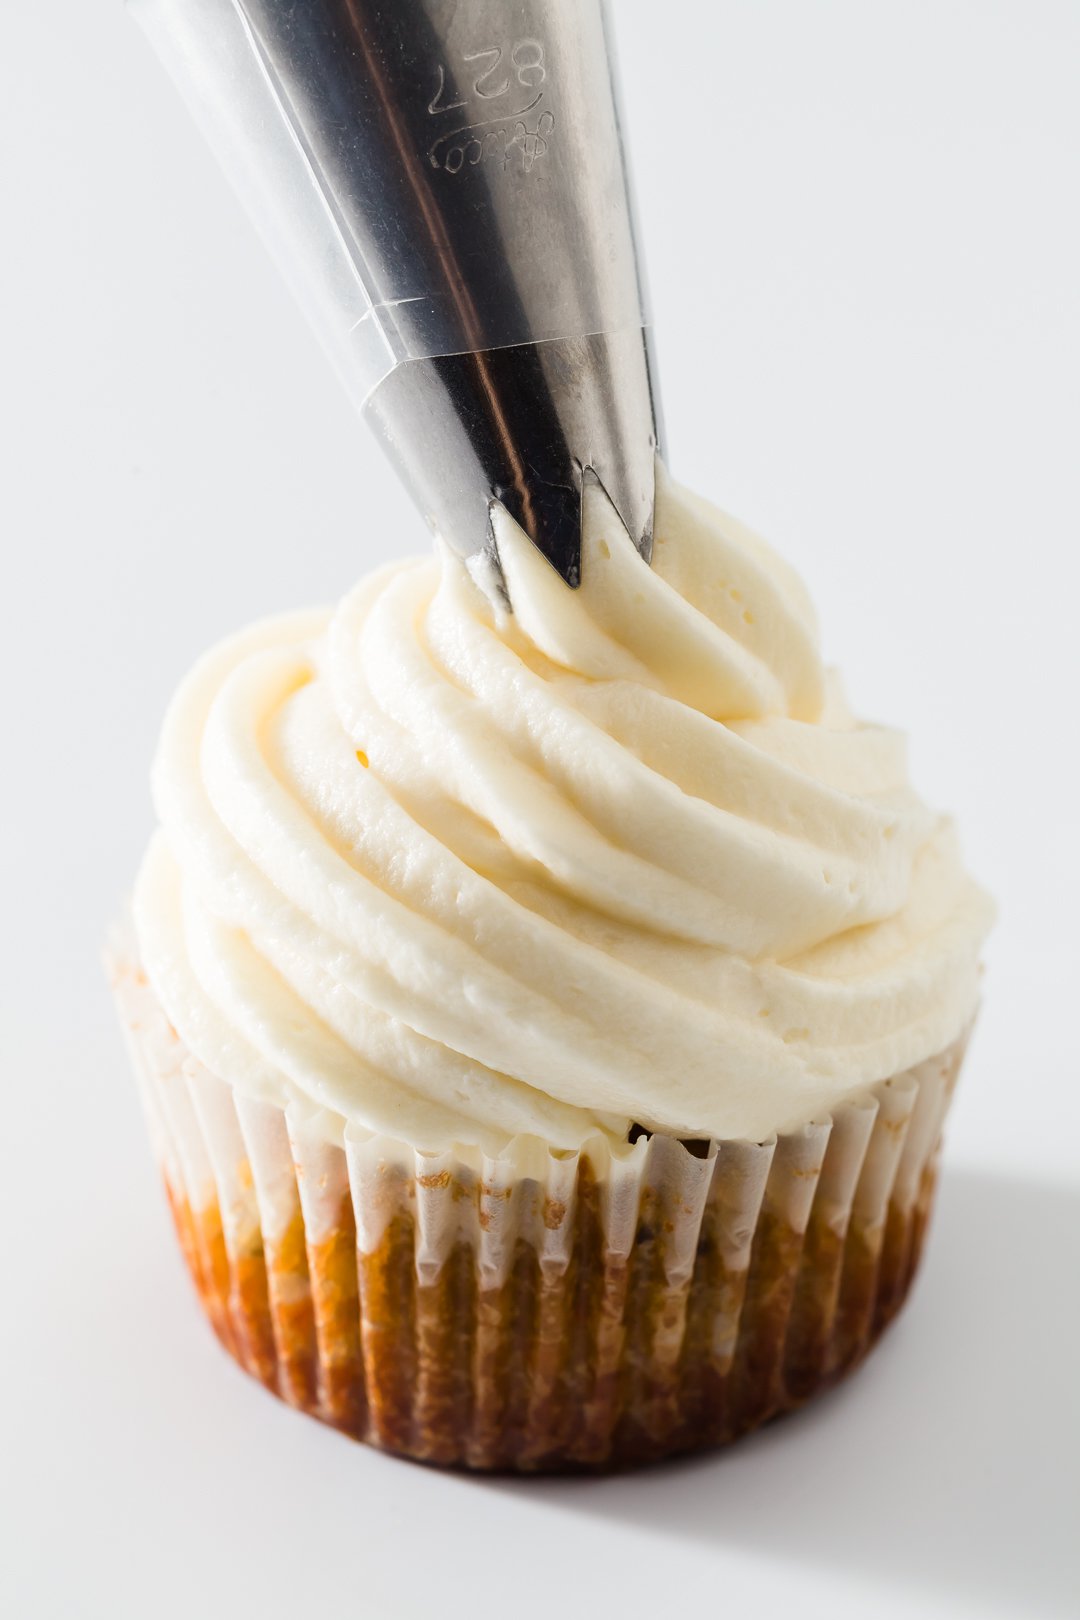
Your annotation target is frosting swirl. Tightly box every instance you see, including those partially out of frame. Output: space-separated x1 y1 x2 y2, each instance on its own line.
133 468 992 1149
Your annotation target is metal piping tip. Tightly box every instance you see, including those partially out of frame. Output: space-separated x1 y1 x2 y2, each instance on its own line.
364 327 660 594
131 0 662 598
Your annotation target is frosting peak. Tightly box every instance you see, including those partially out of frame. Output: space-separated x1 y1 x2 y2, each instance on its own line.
134 467 992 1149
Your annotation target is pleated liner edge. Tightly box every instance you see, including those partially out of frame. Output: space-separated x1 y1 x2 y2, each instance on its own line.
110 953 966 1472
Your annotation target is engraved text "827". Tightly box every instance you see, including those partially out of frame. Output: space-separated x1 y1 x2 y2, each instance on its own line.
427 39 546 115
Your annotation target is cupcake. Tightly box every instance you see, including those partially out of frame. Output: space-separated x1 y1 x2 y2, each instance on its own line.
109 468 993 1470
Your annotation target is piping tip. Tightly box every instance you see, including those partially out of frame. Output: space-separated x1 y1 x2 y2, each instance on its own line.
131 0 662 598
363 326 660 597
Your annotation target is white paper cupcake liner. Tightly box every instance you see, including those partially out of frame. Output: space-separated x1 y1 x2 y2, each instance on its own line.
110 948 967 1471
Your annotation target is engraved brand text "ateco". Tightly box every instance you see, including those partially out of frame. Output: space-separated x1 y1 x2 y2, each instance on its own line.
426 38 554 175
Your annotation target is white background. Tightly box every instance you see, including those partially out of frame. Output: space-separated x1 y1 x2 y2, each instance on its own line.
2 2 1077 1616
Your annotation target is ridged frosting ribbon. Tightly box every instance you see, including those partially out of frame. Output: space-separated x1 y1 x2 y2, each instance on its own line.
134 468 992 1150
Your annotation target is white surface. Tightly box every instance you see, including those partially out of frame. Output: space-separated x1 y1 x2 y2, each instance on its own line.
2 2 1077 1617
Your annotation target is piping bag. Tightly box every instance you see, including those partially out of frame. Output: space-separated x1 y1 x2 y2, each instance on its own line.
132 0 662 600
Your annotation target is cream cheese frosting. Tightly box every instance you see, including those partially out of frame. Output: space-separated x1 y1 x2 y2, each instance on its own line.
133 467 993 1151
